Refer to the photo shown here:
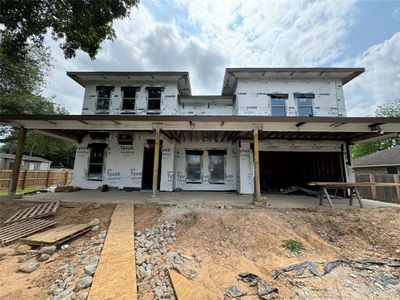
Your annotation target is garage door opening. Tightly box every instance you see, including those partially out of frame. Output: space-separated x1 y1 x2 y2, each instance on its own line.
259 151 345 192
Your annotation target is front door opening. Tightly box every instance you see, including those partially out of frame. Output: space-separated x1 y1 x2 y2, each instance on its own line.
142 140 162 190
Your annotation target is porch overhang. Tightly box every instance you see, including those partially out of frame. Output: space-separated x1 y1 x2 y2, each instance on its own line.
1 114 399 143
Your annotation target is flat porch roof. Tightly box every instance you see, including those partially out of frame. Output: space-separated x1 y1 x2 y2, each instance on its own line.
1 114 399 143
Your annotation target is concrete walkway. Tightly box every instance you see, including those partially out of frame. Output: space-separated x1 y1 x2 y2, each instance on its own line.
22 190 400 209
88 203 137 300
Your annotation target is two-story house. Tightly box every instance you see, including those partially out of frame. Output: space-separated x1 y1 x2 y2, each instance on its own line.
2 68 400 199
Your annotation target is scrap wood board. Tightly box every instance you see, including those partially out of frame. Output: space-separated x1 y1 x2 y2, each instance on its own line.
168 269 216 300
4 201 60 224
22 223 92 246
0 219 57 246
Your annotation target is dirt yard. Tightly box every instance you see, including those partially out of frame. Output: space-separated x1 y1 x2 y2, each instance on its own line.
135 204 400 299
0 200 115 300
1 200 400 299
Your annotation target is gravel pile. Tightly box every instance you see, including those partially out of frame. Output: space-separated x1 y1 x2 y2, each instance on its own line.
47 227 107 300
135 221 201 300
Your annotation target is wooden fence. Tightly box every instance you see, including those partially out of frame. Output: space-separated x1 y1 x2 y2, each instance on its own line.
0 170 73 190
355 174 400 202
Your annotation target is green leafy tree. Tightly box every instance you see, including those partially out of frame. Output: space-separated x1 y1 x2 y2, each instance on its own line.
0 0 139 59
352 99 400 158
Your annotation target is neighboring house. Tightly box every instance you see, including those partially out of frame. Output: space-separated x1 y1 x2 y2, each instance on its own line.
0 153 51 170
353 146 400 175
1 68 400 196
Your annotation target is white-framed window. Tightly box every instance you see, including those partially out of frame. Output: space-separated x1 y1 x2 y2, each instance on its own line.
147 87 162 114
295 93 314 116
186 150 203 183
121 87 137 111
96 86 113 111
269 94 288 116
208 150 226 184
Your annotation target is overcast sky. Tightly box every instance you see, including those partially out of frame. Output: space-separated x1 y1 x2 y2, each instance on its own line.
42 0 400 116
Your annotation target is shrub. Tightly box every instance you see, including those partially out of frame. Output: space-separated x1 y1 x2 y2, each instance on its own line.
282 239 304 254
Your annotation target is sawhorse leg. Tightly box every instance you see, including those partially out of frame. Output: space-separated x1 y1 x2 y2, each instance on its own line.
319 188 323 206
354 187 364 208
349 188 354 206
323 187 334 208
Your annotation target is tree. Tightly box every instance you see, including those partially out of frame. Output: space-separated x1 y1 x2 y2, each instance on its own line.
0 0 139 60
0 33 76 168
352 99 400 158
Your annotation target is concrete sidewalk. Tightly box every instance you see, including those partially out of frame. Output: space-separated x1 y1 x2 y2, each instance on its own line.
21 190 400 209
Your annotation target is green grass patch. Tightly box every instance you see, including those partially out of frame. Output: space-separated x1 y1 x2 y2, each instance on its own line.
0 187 46 196
282 239 304 255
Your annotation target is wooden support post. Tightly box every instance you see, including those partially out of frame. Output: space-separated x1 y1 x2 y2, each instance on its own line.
8 127 27 196
394 175 400 202
21 170 28 190
369 174 377 199
253 130 261 202
152 129 161 198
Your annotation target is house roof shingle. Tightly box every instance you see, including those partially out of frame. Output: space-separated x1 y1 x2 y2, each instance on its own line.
353 146 400 167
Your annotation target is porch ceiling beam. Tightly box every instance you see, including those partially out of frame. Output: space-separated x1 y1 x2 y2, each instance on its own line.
78 120 89 125
160 130 176 143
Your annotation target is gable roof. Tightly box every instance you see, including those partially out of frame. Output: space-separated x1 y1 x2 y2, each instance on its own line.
353 146 400 168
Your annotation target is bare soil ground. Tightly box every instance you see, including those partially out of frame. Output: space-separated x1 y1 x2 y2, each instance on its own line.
135 204 400 299
1 200 400 299
0 200 115 300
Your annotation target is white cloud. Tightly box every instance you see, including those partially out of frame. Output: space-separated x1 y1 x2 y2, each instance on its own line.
343 32 400 116
46 0 400 118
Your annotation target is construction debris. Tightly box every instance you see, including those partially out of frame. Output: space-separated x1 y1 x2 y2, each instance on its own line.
236 273 278 299
281 186 319 197
4 201 59 224
0 219 57 246
22 223 92 246
274 258 400 279
224 285 247 298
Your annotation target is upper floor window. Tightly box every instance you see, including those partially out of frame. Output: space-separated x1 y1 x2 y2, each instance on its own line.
121 87 137 111
147 87 162 113
269 94 288 116
295 93 314 117
96 86 113 111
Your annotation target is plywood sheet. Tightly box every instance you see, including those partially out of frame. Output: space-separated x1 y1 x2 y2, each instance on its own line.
22 223 91 246
169 270 215 300
88 204 137 300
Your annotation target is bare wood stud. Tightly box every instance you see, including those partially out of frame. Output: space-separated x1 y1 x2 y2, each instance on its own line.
152 129 161 198
8 127 27 196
